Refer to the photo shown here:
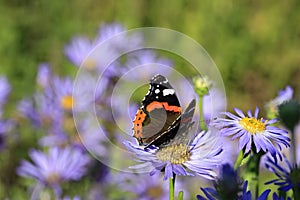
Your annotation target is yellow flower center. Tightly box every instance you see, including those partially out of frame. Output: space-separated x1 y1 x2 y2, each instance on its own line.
146 185 164 199
46 172 61 185
156 144 191 164
83 58 97 70
60 95 73 110
239 117 266 134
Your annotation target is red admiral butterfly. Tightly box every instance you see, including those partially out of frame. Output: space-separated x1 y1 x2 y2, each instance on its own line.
133 74 196 148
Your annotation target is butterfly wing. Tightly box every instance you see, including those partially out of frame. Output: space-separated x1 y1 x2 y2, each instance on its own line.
133 74 182 145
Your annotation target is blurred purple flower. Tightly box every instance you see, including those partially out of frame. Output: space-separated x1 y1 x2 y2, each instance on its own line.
65 23 142 73
123 50 172 81
64 36 95 67
37 63 51 89
265 86 294 119
0 119 13 149
18 93 63 129
94 23 126 44
94 23 143 53
17 147 90 196
203 88 226 123
124 130 222 180
116 173 169 200
50 76 74 111
213 107 290 161
272 86 293 106
0 76 11 110
38 126 68 147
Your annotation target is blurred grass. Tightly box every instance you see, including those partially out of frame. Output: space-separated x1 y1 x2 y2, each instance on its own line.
0 0 299 110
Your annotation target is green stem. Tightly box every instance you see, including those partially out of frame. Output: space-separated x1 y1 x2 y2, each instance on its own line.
169 174 175 200
234 149 245 170
198 95 207 131
293 184 300 200
243 152 263 199
290 128 297 165
178 191 183 200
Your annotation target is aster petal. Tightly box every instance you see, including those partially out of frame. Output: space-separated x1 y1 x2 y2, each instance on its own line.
252 134 266 152
184 162 216 180
234 108 245 118
244 139 252 153
265 118 278 125
173 164 192 176
225 112 242 120
200 187 218 200
254 107 259 118
247 110 252 117
238 133 251 151
164 162 173 180
231 129 247 140
257 189 271 200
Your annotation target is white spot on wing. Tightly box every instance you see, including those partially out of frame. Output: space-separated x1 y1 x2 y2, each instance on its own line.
155 89 160 94
163 89 175 96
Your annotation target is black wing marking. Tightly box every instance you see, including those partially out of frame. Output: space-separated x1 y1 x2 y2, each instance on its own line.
142 74 180 108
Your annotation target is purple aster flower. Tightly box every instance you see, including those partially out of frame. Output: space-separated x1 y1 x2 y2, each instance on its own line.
94 23 126 43
197 163 242 200
0 76 11 110
50 74 97 113
50 76 74 111
65 23 142 72
197 181 270 200
265 86 294 119
123 50 172 81
64 36 95 67
37 63 51 89
18 93 63 129
18 98 41 127
272 86 293 106
94 23 143 53
216 163 242 198
265 155 300 192
124 130 222 180
17 147 90 196
213 107 290 161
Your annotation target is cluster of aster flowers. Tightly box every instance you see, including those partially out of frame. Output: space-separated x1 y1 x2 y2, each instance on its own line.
2 23 195 199
1 22 299 200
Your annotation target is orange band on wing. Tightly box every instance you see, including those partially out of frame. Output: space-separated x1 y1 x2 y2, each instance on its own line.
133 109 147 138
146 101 181 113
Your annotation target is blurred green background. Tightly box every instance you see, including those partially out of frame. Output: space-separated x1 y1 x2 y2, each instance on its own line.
0 0 299 110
